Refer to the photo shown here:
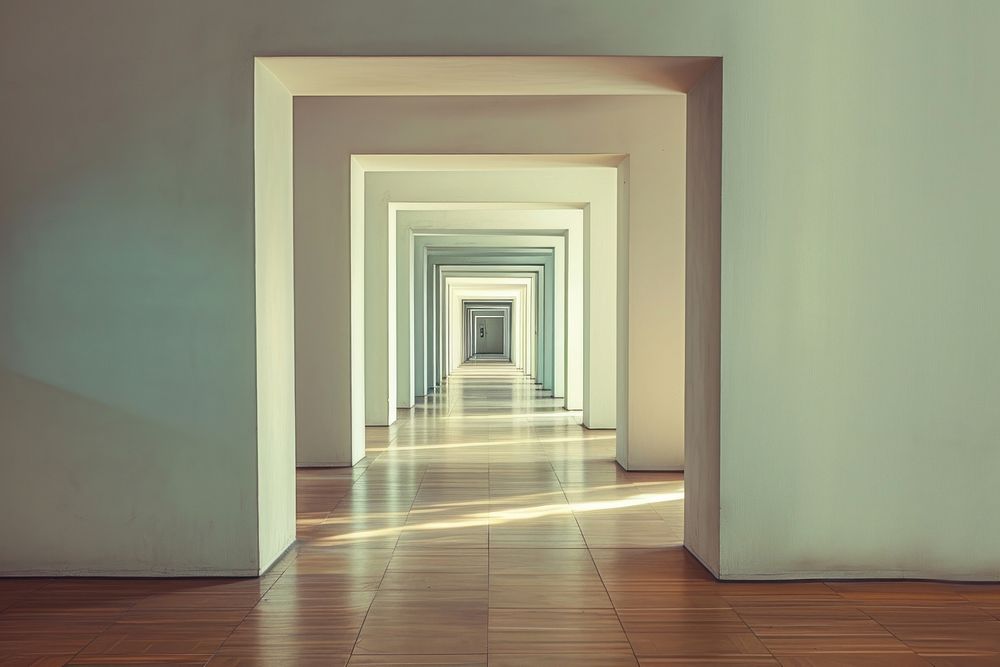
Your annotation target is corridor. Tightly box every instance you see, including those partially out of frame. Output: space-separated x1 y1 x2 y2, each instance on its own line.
3 364 1000 664
290 361 688 661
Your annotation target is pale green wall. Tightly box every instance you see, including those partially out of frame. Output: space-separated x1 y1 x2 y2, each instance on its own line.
0 1 262 575
712 2 1000 579
1 0 997 577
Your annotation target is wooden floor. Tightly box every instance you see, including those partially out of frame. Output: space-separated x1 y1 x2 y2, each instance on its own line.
2 362 1000 666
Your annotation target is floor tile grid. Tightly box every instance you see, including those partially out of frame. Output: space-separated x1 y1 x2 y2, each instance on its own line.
544 446 642 666
2 362 1000 664
345 428 431 661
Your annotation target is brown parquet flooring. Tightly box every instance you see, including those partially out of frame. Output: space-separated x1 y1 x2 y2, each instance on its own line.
2 362 999 665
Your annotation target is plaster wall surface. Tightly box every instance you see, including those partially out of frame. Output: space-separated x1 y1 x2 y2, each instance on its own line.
400 236 557 407
333 167 620 440
426 256 548 392
424 251 555 392
295 96 687 467
439 264 547 374
468 308 509 360
401 208 577 404
447 283 529 375
2 0 998 579
446 276 535 375
253 63 297 572
683 61 722 575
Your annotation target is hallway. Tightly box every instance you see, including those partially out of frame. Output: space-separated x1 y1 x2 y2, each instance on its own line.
2 364 1000 664
292 361 689 661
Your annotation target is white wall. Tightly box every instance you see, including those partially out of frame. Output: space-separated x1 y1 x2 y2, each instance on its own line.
400 207 579 406
310 98 686 458
364 178 396 425
446 278 533 375
374 206 557 420
253 62 297 572
413 243 561 398
683 61 722 576
366 170 587 418
339 166 620 436
437 264 546 380
3 0 999 580
448 283 529 375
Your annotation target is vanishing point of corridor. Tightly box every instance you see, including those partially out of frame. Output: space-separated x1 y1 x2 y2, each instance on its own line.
2 365 1000 664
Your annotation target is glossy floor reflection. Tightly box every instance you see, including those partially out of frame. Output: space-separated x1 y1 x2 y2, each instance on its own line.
2 363 1000 665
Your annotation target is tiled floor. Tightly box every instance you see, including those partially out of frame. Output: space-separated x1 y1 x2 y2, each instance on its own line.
2 362 1000 665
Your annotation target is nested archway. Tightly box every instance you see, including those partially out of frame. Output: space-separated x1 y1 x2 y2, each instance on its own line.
253 56 722 574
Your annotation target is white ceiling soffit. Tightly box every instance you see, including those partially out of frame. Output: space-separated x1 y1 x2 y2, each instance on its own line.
401 208 580 237
360 154 624 171
415 230 566 237
258 56 716 97
395 202 581 211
